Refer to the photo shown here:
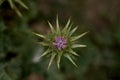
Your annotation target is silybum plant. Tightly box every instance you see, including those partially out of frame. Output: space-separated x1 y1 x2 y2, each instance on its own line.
33 16 88 69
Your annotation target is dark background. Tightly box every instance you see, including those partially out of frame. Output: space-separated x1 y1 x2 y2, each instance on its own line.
0 0 120 80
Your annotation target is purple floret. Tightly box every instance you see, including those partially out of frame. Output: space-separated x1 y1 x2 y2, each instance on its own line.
53 36 67 51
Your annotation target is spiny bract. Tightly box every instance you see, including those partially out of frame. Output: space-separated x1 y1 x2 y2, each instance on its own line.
33 16 88 69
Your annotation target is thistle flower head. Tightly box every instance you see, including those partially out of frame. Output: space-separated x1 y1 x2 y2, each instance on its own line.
53 36 67 51
33 16 88 69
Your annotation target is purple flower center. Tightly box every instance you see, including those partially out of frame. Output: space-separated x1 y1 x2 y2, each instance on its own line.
53 36 67 51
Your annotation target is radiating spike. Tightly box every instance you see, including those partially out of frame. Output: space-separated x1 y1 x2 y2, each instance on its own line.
69 49 80 56
36 49 51 61
56 15 60 33
72 44 86 48
71 32 88 41
38 42 49 46
33 32 47 40
63 18 71 32
67 23 73 32
40 49 51 58
48 53 56 70
57 52 62 69
65 23 73 36
48 21 55 33
64 53 78 67
70 26 78 36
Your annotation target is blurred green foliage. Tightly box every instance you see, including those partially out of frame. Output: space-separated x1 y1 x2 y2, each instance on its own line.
0 0 120 80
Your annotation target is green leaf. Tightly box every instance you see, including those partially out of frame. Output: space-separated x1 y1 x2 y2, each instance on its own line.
48 21 55 33
57 52 62 69
71 32 88 41
15 0 29 9
72 44 86 48
48 53 56 70
39 49 51 58
64 53 78 67
69 49 80 56
69 26 78 36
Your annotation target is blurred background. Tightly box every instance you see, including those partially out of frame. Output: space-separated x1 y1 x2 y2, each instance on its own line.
0 0 120 80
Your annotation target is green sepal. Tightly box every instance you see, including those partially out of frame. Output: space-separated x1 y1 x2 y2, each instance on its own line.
33 32 48 40
48 21 55 33
63 18 71 34
65 23 73 37
38 42 49 46
69 49 80 56
56 15 60 34
40 49 51 58
72 44 86 48
48 53 56 70
69 26 78 36
71 32 88 41
57 52 62 69
64 53 78 67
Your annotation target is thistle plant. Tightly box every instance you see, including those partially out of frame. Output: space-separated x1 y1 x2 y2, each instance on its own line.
33 16 88 69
